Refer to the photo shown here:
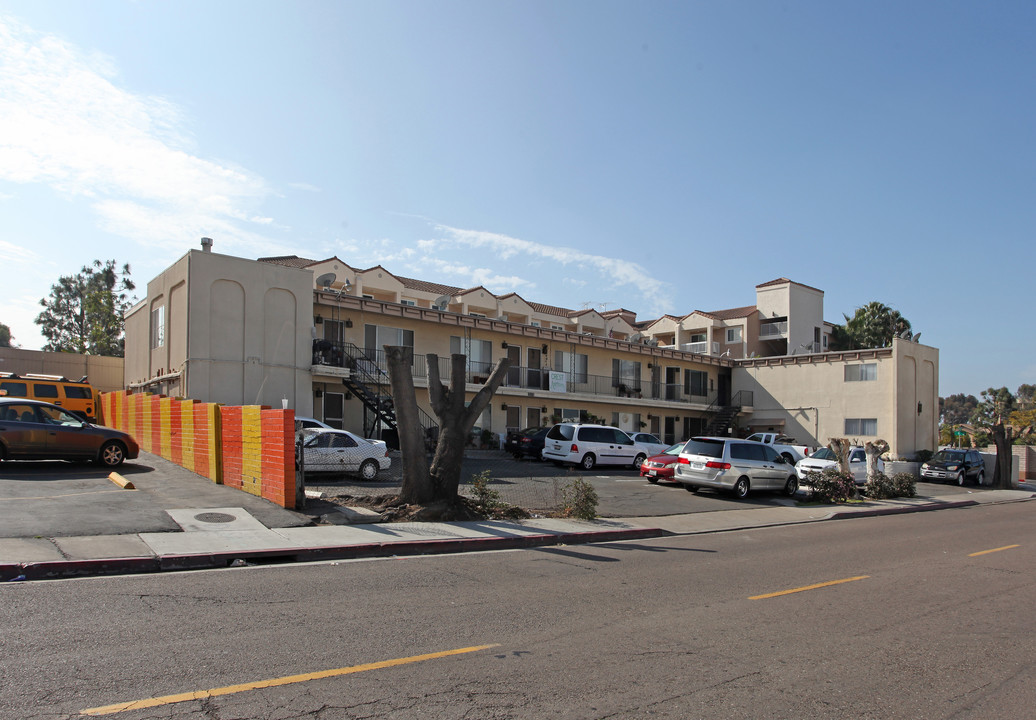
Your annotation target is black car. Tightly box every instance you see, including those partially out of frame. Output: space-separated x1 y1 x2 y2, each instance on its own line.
505 426 540 455
510 427 549 460
920 449 986 486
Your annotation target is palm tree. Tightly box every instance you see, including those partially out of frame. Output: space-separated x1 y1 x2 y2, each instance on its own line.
832 301 913 350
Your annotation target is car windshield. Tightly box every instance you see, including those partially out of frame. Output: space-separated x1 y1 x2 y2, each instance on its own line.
663 443 686 455
809 448 836 460
932 450 966 463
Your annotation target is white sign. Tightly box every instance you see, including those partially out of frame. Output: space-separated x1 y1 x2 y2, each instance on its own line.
548 371 567 393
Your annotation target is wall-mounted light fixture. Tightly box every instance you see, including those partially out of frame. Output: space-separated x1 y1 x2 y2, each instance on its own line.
345 319 353 328
501 403 508 410
541 406 548 413
541 344 549 354
501 341 508 348
315 388 323 398
917 402 923 415
647 363 653 369
314 316 323 324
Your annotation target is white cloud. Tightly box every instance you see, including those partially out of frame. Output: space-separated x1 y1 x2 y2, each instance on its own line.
0 16 277 253
0 239 39 264
433 223 674 315
288 182 321 193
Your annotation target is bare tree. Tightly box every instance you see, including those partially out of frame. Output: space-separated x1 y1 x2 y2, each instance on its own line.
829 437 852 475
971 387 1032 489
385 347 511 506
864 440 889 480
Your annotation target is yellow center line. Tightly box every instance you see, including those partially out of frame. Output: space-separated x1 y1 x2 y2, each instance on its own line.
80 643 500 716
749 575 870 600
969 544 1020 557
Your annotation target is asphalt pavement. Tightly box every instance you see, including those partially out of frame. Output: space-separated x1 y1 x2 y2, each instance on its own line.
0 449 1032 581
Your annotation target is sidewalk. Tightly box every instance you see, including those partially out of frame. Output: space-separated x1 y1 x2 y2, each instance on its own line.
2 485 1032 582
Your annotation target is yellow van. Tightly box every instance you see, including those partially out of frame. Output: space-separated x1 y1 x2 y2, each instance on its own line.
0 373 101 422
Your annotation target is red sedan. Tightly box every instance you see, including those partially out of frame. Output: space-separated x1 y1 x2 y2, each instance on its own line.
639 443 686 483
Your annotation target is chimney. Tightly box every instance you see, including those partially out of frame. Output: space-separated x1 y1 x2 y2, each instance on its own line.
200 237 213 252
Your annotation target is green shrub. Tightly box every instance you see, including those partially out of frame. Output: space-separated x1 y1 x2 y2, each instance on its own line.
863 471 896 499
559 477 599 520
891 472 917 498
470 470 503 513
807 468 858 503
915 449 934 463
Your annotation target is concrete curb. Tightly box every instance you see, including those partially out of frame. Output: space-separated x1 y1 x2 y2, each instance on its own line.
5 527 667 580
830 499 980 519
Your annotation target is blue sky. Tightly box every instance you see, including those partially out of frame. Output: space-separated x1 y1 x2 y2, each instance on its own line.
1 1 1032 398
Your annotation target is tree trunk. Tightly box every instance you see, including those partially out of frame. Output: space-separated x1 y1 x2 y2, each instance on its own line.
864 440 889 481
829 438 851 475
384 346 433 504
427 353 511 501
990 424 1013 489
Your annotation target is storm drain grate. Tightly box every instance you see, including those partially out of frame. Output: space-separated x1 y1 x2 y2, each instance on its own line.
193 512 238 524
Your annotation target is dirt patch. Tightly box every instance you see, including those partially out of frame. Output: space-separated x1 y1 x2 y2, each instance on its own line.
307 493 532 523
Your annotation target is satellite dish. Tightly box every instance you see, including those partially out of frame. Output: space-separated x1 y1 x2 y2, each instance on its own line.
913 332 921 343
629 333 642 343
433 295 451 311
316 272 336 290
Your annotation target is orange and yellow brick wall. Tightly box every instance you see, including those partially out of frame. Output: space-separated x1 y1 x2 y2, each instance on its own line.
99 391 296 509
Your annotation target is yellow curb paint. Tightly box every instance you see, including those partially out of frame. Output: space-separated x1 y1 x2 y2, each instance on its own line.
749 575 869 600
80 643 501 716
968 544 1019 557
107 473 135 490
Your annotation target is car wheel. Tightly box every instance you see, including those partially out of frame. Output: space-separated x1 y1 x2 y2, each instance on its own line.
781 453 795 465
976 470 984 486
783 476 798 497
512 453 521 460
358 459 379 481
732 477 750 499
580 453 596 470
956 470 965 486
632 453 646 469
98 441 126 468
647 475 659 484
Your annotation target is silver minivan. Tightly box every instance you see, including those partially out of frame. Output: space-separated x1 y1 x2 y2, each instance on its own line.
541 423 645 470
674 436 799 498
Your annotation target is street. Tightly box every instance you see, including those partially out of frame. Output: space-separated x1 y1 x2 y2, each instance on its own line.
3 500 1033 719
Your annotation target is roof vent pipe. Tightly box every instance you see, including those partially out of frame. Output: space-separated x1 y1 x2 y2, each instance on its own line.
200 237 213 252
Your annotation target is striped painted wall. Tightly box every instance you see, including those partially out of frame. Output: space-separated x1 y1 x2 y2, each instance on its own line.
98 391 296 509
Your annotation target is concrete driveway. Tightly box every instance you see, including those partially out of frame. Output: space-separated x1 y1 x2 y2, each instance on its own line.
0 451 311 538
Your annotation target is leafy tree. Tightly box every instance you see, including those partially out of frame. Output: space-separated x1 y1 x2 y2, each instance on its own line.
829 301 913 351
0 322 12 348
35 260 135 357
1016 384 1035 410
971 387 1032 488
940 393 979 425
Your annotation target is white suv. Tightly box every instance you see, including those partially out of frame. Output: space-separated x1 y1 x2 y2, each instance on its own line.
674 436 799 499
541 423 646 470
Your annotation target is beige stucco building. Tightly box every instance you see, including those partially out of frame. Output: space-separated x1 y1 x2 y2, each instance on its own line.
123 242 939 458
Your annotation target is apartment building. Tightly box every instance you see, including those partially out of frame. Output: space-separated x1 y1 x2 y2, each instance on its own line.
124 243 938 457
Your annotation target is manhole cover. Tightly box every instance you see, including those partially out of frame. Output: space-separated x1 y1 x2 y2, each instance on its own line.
194 512 237 524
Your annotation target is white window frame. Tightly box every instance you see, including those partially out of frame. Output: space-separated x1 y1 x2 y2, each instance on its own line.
845 418 878 435
845 363 877 382
725 327 742 344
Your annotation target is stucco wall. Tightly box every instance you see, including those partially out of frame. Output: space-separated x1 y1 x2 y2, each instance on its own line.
0 347 125 393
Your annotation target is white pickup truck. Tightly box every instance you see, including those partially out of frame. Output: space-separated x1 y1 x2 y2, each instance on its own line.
745 432 815 464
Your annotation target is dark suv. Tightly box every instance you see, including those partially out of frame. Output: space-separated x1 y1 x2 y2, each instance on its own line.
920 449 986 486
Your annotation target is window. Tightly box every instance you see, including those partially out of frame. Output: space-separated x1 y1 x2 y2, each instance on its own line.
844 363 877 382
469 312 486 318
555 351 588 383
684 369 708 397
0 381 27 396
725 327 742 343
611 359 641 388
690 332 706 344
64 386 92 399
845 418 878 435
450 336 493 375
531 321 541 327
150 305 165 349
33 384 58 399
365 324 414 357
400 299 416 306
550 324 564 331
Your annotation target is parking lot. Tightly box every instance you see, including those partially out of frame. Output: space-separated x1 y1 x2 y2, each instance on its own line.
0 449 994 540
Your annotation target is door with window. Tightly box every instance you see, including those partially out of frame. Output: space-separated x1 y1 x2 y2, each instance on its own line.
323 392 345 429
527 348 542 389
506 345 522 386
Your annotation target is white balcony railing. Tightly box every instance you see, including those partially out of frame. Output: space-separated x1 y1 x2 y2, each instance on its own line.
759 321 788 338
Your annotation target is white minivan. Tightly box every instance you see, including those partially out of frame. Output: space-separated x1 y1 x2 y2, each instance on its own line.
541 423 646 470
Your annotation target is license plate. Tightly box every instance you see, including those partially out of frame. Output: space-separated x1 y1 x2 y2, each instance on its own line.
692 462 704 470
647 470 656 476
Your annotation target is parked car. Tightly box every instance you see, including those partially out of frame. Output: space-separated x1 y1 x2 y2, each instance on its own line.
505 426 541 456
511 427 549 460
674 436 798 499
640 442 686 482
541 423 645 470
299 428 390 479
795 446 882 485
0 397 139 467
296 416 334 431
628 432 669 458
921 449 985 485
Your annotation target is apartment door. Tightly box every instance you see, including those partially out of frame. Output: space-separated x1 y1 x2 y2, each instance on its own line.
505 405 521 433
506 345 522 386
527 348 542 389
665 367 680 401
323 392 345 429
527 407 541 429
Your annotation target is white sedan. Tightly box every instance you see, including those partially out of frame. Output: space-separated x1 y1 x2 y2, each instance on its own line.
795 446 882 485
300 428 391 480
628 432 669 458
